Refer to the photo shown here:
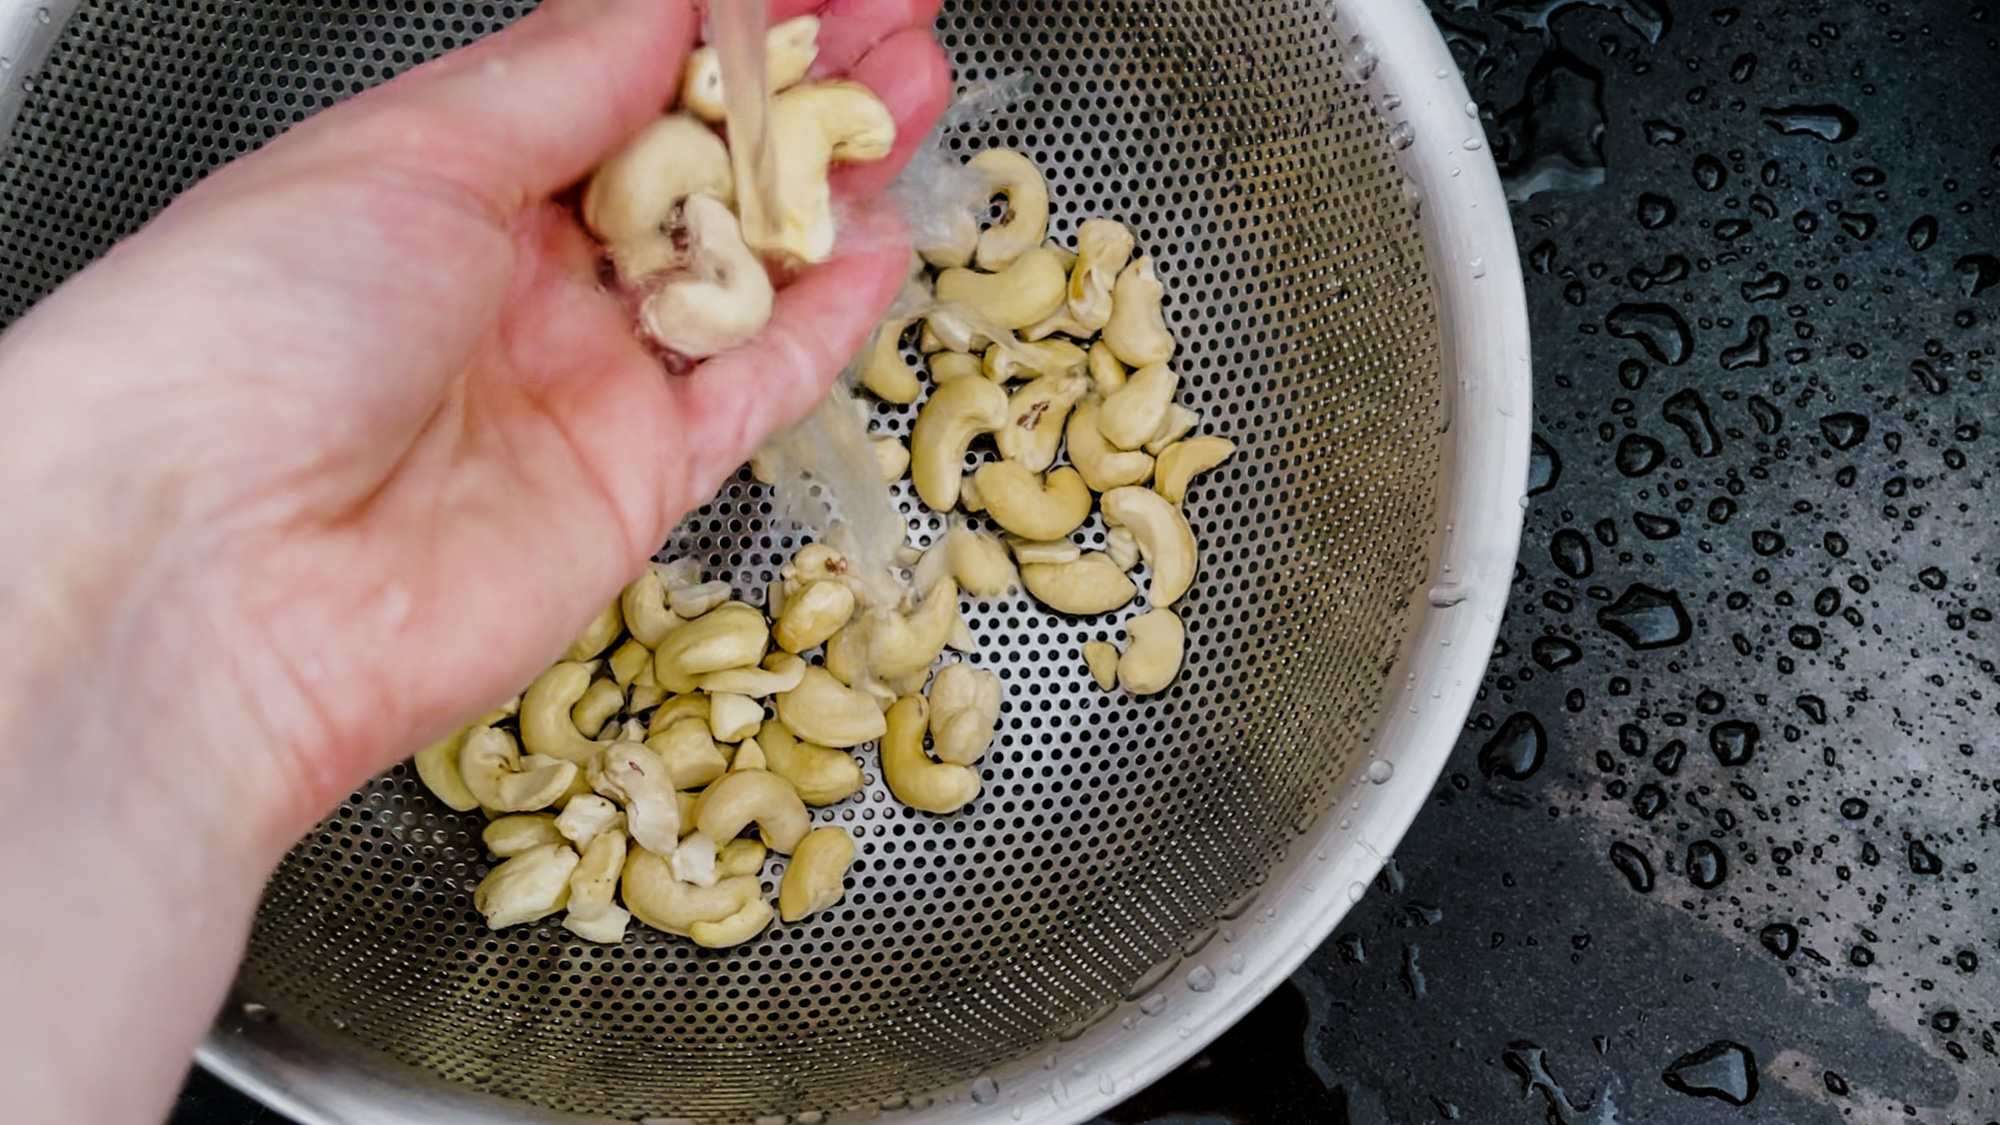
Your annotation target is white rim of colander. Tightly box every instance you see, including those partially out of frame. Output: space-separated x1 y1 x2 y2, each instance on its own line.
0 0 1527 1119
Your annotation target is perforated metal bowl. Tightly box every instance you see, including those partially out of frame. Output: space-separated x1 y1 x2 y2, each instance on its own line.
0 1 1528 1121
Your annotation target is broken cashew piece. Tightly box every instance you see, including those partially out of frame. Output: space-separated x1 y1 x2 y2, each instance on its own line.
588 742 682 856
1082 641 1120 691
872 435 911 482
484 813 564 858
935 247 1069 330
1102 256 1176 368
1005 535 1082 565
775 580 856 653
621 565 679 648
680 14 819 122
1067 397 1156 492
646 692 710 737
608 638 652 688
1144 404 1201 455
752 81 896 263
946 521 1018 597
582 114 733 285
694 769 810 854
1100 486 1200 608
565 598 625 662
655 602 769 692
974 463 1093 542
910 373 1009 511
707 692 765 744
757 719 864 805
1154 435 1237 506
776 666 889 748
554 795 624 851
571 678 625 740
1118 608 1185 695
1065 217 1138 334
718 838 768 878
1105 525 1142 571
861 316 922 404
730 735 768 772
928 350 984 383
968 148 1050 271
1097 363 1179 451
641 194 775 358
996 368 1090 473
460 726 580 813
779 826 857 922
475 843 578 930
927 663 1003 765
881 695 981 814
520 662 605 764
1020 552 1138 616
644 716 730 789
415 727 481 812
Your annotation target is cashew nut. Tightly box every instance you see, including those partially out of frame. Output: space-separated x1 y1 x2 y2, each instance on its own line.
775 580 856 653
881 695 981 814
628 661 667 715
873 435 911 482
718 837 768 878
668 579 733 620
571 678 625 740
524 752 598 811
698 651 808 696
820 622 868 688
946 521 1017 598
1088 339 1127 394
995 368 1090 473
622 847 762 937
1144 404 1201 455
1067 397 1156 492
1100 486 1199 608
750 81 896 263
621 565 680 648
588 742 681 855
521 662 605 763
483 813 564 858
1045 239 1078 273
415 727 481 812
1005 535 1082 565
919 208 979 270
958 469 986 512
923 308 995 354
775 666 888 747
1153 435 1236 506
869 577 961 680
927 663 1003 765
565 597 626 662
582 114 733 285
563 902 631 944
927 350 984 383
474 843 578 930
565 829 628 932
642 717 729 790
1065 218 1137 334
707 692 765 743
460 726 580 812
608 638 652 687
782 543 847 586
640 195 776 358
778 826 857 922
655 601 769 692
680 14 819 122
694 769 810 853
861 316 922 404
1118 608 1185 695
1082 641 1119 690
757 719 864 805
973 463 1092 541
646 692 710 737
935 247 1069 330
969 149 1050 271
669 832 718 887
689 895 775 948
554 794 624 851
1020 552 1138 616
910 374 1009 511
731 734 768 772
983 337 1086 385
1105 525 1142 572
1102 256 1176 367
1097 363 1179 451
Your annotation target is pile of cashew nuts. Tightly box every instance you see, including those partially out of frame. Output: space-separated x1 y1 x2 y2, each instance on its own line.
411 17 1234 948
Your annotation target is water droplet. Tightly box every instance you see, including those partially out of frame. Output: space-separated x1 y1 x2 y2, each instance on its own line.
240 1001 275 1023
1633 512 1680 539
1531 636 1581 670
1347 880 1368 903
1098 1074 1118 1096
1644 119 1686 145
1757 923 1798 959
1627 254 1690 292
1653 739 1687 775
1187 966 1216 992
1909 839 1943 875
1662 1041 1759 1105
1709 720 1759 766
1227 951 1245 974
1388 121 1415 150
1836 211 1877 240
1760 104 1858 141
1428 583 1469 608
1905 214 1940 251
1661 389 1722 456
1469 256 1487 278
970 1077 999 1105
1463 136 1483 151
1686 840 1728 888
1719 316 1771 371
34 6 51 24
1479 713 1548 779
1606 302 1693 364
1819 411 1870 449
1750 529 1785 556
1955 252 2000 297
1365 759 1395 784
1740 271 1789 301
1838 796 1868 819
1549 528 1594 578
1599 584 1692 649
1610 843 1655 892
1614 434 1667 476
1919 565 1948 590
1689 153 1727 192
1633 782 1668 819
1528 434 1561 495
1636 192 1676 228
1747 395 1782 435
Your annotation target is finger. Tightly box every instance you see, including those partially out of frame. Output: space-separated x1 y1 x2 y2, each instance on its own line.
301 0 699 212
830 29 952 197
811 0 944 74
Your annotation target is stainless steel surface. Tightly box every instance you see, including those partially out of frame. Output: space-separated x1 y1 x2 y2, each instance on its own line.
0 1 1529 1122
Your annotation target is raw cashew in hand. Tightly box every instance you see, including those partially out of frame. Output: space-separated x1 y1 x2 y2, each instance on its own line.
996 368 1090 473
1020 552 1138 616
910 373 1009 511
775 580 856 653
415 727 481 812
554 795 624 851
870 578 962 681
588 742 682 856
571 678 625 739
1065 218 1138 334
1101 486 1200 608
935 247 1069 330
582 114 733 285
655 602 769 692
622 847 762 937
698 652 808 696
974 463 1093 542
1067 398 1156 492
776 667 889 747
641 194 775 358
757 719 864 805
946 521 1018 597
862 317 922 404
460 726 580 812
1097 363 1179 451
968 148 1050 271
1102 256 1176 367
621 565 680 648
475 843 578 930
1154 435 1237 506
565 598 626 662
1118 608 1185 695
681 14 819 122
484 813 564 858
779 826 857 922
753 81 896 263
927 663 1003 765
881 695 981 814
644 717 730 789
694 769 810 853
1082 640 1120 690
521 662 605 763
707 692 765 744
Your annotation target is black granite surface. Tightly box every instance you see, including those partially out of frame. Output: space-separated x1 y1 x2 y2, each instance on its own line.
175 0 1999 1121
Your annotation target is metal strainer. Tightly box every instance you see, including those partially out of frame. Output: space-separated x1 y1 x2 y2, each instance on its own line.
0 0 1528 1121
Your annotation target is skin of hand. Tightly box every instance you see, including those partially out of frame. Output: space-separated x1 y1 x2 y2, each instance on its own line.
0 0 947 1120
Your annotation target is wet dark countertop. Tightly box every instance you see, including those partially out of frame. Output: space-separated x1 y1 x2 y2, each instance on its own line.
176 0 1999 1122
